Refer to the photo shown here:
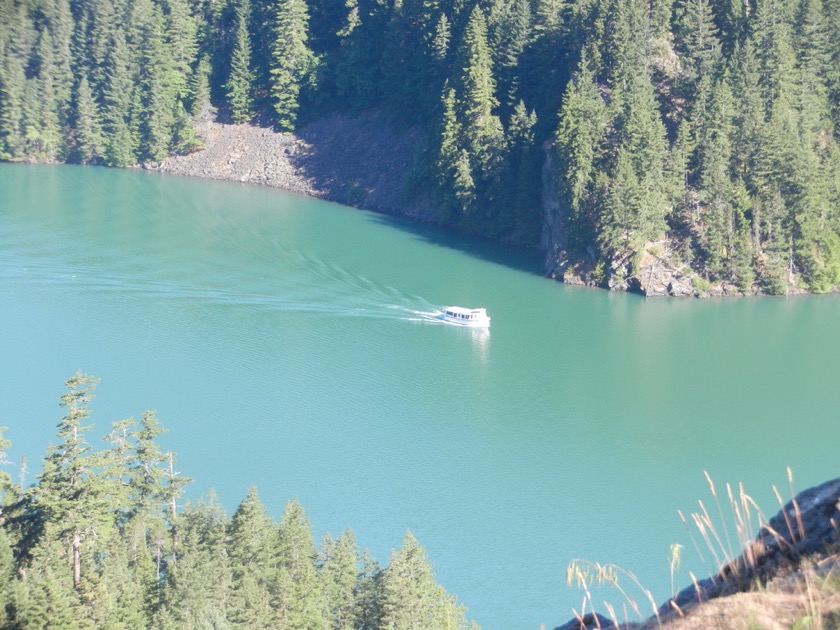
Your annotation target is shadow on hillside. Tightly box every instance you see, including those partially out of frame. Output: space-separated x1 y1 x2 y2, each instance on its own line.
288 111 546 278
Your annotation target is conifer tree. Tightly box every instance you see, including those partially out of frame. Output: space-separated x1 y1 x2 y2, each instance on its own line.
35 372 106 590
172 101 205 154
0 50 25 160
159 495 231 627
26 29 62 159
45 0 74 128
163 0 199 99
487 0 531 112
380 531 467 629
102 418 137 525
101 28 138 166
675 0 722 98
319 530 359 629
695 75 736 278
432 13 451 64
597 0 669 264
0 526 15 621
269 0 313 130
9 537 78 629
354 549 384 628
554 49 609 253
335 0 388 112
504 100 541 242
435 86 468 216
0 427 14 506
73 74 105 164
276 499 326 629
226 0 254 123
453 7 501 160
188 54 216 124
138 5 179 161
227 487 275 628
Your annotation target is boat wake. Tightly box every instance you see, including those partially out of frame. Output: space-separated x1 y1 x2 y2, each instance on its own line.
0 250 449 325
1 234 491 329
393 307 448 325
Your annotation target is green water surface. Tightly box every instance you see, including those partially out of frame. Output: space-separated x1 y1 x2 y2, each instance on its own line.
1 164 839 628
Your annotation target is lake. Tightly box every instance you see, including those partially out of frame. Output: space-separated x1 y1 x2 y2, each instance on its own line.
2 163 839 628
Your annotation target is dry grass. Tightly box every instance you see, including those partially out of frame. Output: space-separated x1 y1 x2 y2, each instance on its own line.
644 560 840 630
564 469 840 630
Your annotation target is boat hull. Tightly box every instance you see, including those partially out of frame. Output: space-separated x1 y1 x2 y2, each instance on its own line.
441 307 490 328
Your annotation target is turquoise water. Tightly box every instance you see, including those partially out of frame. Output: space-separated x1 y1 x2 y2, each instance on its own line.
2 163 839 628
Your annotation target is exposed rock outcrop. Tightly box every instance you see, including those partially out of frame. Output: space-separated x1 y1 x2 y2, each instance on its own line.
556 478 840 629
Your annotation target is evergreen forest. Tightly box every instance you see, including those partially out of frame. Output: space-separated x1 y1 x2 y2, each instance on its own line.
0 0 839 293
0 373 476 629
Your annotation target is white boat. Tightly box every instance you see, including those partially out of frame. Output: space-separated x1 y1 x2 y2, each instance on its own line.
441 306 490 327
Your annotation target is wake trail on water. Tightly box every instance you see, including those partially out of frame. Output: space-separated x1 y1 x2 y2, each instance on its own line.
0 249 447 325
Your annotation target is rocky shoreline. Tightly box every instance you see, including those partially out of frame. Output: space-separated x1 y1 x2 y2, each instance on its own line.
148 111 434 219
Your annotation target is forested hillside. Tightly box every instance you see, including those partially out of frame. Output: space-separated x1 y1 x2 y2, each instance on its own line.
0 0 838 293
0 374 475 628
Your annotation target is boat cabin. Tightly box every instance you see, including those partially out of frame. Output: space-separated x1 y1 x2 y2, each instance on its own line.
442 306 490 327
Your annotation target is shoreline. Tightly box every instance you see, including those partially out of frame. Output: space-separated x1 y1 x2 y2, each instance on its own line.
13 112 827 299
148 112 435 220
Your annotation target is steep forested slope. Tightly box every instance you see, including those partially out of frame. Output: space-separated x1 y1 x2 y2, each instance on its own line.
0 0 838 293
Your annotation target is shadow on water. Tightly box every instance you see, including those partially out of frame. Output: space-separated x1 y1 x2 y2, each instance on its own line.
369 211 546 278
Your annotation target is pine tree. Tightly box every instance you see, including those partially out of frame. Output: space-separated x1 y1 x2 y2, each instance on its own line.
101 28 138 166
226 0 254 123
73 74 105 164
0 49 25 160
453 7 500 158
138 5 179 162
319 530 359 629
599 0 669 263
554 49 609 252
171 101 204 154
269 0 314 130
432 12 451 64
275 499 326 629
45 0 74 128
675 0 722 97
8 537 78 629
695 75 736 279
380 0 444 125
434 86 468 217
161 450 191 562
354 549 384 628
0 427 15 506
335 0 388 112
163 0 199 99
188 54 216 124
0 526 16 622
505 100 541 243
380 531 467 629
25 29 62 159
158 494 231 628
35 372 108 591
487 0 531 112
227 487 275 628
102 418 136 525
